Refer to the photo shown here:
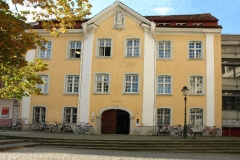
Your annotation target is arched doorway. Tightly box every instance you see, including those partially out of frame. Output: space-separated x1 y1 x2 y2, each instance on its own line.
101 109 130 134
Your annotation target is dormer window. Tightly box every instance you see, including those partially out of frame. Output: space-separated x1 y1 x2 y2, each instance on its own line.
158 23 170 26
176 23 187 26
193 23 204 26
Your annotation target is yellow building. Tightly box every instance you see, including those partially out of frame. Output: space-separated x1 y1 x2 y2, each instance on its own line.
19 1 222 134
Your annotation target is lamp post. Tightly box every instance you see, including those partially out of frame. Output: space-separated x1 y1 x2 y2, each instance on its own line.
181 86 189 138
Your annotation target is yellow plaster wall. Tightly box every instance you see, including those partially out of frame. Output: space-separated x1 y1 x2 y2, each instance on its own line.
89 14 144 126
30 36 82 123
155 35 207 126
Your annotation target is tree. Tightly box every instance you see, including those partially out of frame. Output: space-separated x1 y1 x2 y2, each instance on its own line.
0 0 92 99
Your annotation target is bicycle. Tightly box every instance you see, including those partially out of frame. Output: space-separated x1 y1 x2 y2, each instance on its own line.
50 122 72 133
73 122 94 135
171 124 195 139
156 123 172 136
30 121 51 131
201 125 221 137
5 119 23 131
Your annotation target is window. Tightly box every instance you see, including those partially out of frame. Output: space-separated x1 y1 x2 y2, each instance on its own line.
95 74 109 93
98 38 111 57
158 41 171 59
63 107 77 124
157 108 171 125
222 91 240 110
66 75 79 93
124 74 139 93
158 23 170 26
189 41 202 59
176 23 187 26
222 64 240 78
189 76 203 94
157 75 171 94
189 108 203 125
32 106 46 123
68 41 81 59
37 75 49 94
40 41 52 59
193 23 204 26
126 39 140 57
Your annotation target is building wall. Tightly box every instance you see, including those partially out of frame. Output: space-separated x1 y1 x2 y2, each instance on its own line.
89 14 144 127
30 36 82 123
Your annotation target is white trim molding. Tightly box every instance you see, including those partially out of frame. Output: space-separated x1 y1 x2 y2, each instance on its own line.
205 33 215 126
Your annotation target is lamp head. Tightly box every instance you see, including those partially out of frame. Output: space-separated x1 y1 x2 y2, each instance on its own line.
181 86 189 96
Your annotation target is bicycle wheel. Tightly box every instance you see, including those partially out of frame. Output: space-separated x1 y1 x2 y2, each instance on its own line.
51 125 58 133
73 126 80 134
157 128 164 136
5 123 12 130
30 124 39 131
201 129 207 136
190 131 195 139
171 129 180 138
15 124 23 131
85 126 94 135
42 125 50 132
213 129 221 137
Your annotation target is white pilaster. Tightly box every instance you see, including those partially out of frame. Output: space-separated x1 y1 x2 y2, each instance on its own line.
21 49 35 124
78 30 94 123
206 34 215 126
142 26 155 126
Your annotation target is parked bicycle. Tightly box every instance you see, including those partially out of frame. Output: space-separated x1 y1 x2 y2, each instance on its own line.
50 121 73 133
5 119 23 131
30 121 51 132
156 122 172 136
201 125 221 137
73 122 94 135
170 124 195 139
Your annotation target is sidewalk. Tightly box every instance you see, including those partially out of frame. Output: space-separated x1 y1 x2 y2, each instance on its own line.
1 130 240 141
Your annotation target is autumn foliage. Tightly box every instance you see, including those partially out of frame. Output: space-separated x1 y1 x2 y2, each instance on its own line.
0 0 92 99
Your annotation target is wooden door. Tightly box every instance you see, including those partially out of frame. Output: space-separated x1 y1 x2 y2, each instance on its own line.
101 110 116 134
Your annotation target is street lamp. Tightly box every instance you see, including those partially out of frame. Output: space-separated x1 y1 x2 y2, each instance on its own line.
181 86 189 138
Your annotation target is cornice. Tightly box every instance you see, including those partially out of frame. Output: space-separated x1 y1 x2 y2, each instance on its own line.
154 28 222 35
36 29 84 37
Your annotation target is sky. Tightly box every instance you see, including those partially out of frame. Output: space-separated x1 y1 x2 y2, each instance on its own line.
87 0 240 34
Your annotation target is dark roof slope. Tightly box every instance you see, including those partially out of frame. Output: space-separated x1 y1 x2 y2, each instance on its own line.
144 13 218 21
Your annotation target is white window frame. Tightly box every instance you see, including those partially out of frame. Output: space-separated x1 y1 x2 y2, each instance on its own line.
94 73 110 94
157 75 171 95
97 38 112 57
65 75 79 94
39 41 52 59
189 41 203 59
125 38 140 57
63 107 77 124
189 108 203 125
32 106 46 123
123 73 139 94
157 41 172 59
67 41 82 59
157 108 171 125
189 75 204 95
37 74 49 94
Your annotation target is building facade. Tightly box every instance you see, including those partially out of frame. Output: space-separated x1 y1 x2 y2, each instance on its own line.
222 34 240 136
1 1 222 134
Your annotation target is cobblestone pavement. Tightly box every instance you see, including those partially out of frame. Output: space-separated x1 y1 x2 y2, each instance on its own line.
0 146 240 160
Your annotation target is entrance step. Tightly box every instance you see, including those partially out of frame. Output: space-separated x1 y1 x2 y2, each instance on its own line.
0 139 40 152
